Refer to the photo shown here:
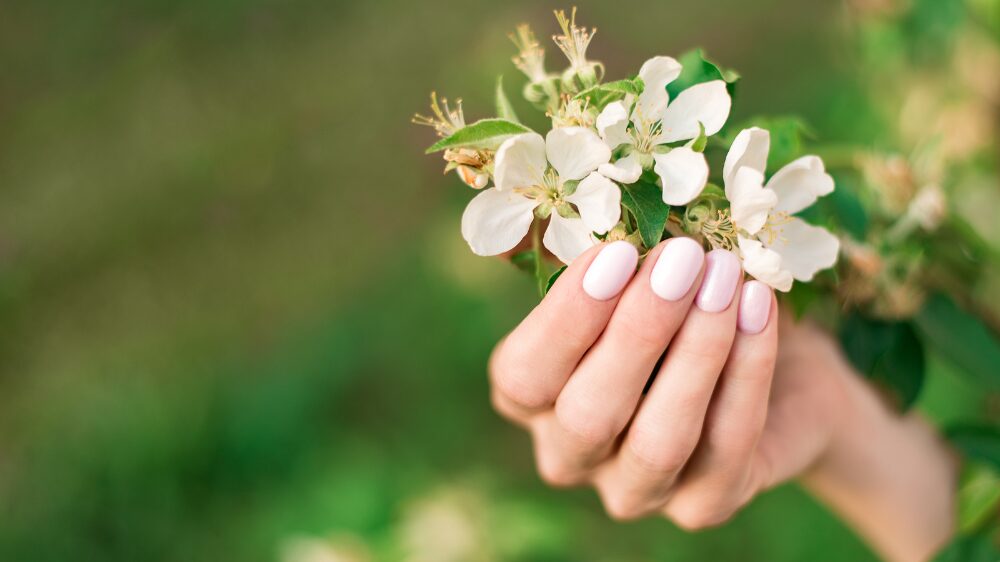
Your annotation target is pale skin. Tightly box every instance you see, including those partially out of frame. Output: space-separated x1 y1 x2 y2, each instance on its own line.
489 240 957 562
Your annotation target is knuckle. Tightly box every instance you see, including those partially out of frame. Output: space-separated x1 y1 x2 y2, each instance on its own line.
666 502 735 531
733 350 776 383
612 308 669 351
674 330 733 364
599 491 647 522
625 438 691 477
491 356 554 411
535 455 584 488
555 399 620 448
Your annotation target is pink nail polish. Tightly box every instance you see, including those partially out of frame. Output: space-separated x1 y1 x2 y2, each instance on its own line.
650 237 704 301
583 241 639 301
695 249 741 313
738 280 772 334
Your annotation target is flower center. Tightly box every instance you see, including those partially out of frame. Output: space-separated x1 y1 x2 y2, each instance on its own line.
512 168 567 204
629 118 662 154
701 210 738 250
758 211 794 245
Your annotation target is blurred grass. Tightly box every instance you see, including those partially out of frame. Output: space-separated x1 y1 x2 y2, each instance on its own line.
0 0 981 560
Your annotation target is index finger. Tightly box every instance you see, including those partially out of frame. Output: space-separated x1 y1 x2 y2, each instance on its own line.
490 241 639 418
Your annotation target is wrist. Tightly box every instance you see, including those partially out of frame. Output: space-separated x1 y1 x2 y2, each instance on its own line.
802 364 957 561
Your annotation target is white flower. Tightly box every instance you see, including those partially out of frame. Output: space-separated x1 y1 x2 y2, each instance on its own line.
723 127 840 291
594 56 732 205
461 127 619 264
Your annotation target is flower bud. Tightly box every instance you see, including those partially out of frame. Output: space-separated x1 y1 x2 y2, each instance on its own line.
456 165 488 189
909 184 946 231
860 154 914 215
843 239 883 277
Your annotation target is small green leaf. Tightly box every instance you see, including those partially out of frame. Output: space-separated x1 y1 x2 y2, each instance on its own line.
543 266 567 296
495 76 520 123
426 119 533 154
666 49 740 99
690 122 707 152
840 313 926 409
957 462 1000 534
621 179 670 250
574 77 643 105
914 294 1000 390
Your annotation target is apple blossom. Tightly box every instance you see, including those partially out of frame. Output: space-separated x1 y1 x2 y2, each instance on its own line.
594 56 732 205
723 127 840 291
461 127 619 264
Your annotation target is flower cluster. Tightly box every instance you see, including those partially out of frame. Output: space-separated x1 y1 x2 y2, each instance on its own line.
415 9 839 293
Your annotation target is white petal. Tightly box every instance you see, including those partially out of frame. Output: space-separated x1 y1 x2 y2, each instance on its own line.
727 166 777 236
765 218 840 282
460 188 537 256
596 101 632 149
494 132 547 191
723 127 770 188
738 236 794 292
597 152 642 184
566 172 622 234
657 81 732 143
766 155 835 215
652 147 709 205
635 56 682 123
543 213 597 264
546 127 612 181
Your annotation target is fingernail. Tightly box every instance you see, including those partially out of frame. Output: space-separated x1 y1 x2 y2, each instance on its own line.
583 241 639 301
695 249 741 313
650 237 704 301
738 281 772 334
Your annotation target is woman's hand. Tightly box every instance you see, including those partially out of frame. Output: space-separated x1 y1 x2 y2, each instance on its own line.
489 239 956 561
490 238 782 526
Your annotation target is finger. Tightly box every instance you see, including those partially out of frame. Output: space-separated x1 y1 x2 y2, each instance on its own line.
489 241 638 421
532 238 705 484
594 249 742 519
663 281 778 529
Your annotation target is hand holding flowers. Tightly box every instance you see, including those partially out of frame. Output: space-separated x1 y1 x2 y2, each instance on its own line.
415 8 839 293
412 7 1000 559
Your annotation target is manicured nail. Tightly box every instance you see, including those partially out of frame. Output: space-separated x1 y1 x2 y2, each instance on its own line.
583 241 639 301
650 237 705 301
695 249 741 313
738 280 773 334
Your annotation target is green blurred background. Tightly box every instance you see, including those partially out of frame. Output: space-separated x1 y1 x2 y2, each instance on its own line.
0 0 993 560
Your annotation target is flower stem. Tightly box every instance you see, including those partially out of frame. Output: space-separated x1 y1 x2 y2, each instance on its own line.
532 218 546 296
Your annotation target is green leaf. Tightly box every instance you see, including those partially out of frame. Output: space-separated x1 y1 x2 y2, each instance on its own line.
947 424 1000 473
957 462 1000 534
495 76 520 123
425 119 532 154
690 122 707 152
620 179 670 250
543 266 567 296
666 49 740 99
574 77 643 106
840 313 926 409
914 294 1000 390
